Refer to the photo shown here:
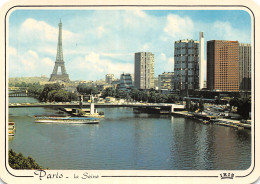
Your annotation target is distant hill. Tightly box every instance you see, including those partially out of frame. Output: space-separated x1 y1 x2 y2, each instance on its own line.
9 76 49 84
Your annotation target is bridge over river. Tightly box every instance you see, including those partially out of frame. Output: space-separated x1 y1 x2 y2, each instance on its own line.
8 87 29 97
9 102 185 113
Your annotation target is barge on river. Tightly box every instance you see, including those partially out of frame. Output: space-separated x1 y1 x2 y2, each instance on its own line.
34 116 99 124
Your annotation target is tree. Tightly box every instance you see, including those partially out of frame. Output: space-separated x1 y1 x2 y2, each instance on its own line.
156 93 168 103
39 83 61 102
229 97 251 119
69 92 78 101
130 88 139 101
230 97 239 110
77 83 98 95
148 91 157 103
9 149 44 169
27 83 44 97
115 89 128 99
54 90 69 102
102 87 116 98
237 98 251 119
167 94 179 103
47 90 57 102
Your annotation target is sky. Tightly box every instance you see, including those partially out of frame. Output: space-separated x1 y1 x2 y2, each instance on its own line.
8 9 251 81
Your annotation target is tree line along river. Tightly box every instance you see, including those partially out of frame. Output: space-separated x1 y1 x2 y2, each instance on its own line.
8 97 251 170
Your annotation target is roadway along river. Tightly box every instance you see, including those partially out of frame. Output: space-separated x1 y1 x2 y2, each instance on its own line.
8 97 251 170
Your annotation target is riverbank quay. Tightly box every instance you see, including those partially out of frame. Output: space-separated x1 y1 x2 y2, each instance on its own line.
171 111 251 130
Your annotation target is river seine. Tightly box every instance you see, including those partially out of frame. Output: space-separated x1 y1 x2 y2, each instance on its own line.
8 97 251 170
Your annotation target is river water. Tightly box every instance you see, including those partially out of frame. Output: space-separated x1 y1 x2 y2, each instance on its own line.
8 97 251 170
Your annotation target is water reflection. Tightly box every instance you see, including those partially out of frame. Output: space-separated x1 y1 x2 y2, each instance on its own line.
8 97 251 170
169 118 251 170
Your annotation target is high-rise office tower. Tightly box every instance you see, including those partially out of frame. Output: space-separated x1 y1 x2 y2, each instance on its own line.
207 40 239 92
239 43 251 91
199 32 205 89
134 52 155 89
174 39 199 91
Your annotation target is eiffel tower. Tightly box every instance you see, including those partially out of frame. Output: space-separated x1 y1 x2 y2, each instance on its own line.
49 20 70 82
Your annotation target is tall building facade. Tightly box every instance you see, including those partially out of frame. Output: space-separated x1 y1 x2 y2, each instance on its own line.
105 74 115 84
134 52 155 89
158 72 174 90
119 73 134 91
49 20 70 82
239 43 251 91
207 40 239 92
199 32 205 89
174 39 199 91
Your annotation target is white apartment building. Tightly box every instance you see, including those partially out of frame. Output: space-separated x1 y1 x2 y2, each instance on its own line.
134 52 155 89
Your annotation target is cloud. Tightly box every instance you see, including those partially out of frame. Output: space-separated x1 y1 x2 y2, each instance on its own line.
164 14 194 39
39 47 57 56
9 10 251 80
97 26 106 38
42 57 54 66
160 53 167 61
28 50 39 59
142 43 150 50
133 10 147 18
21 58 36 71
68 52 134 80
20 18 75 42
209 21 249 42
8 49 55 77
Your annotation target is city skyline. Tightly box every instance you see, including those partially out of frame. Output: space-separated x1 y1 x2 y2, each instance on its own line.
8 9 251 81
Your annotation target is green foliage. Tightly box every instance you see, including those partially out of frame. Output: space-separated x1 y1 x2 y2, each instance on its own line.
69 92 79 102
39 83 62 101
232 97 251 119
102 87 117 98
27 83 44 97
38 83 77 102
77 83 99 95
45 89 77 102
10 81 78 102
9 149 44 170
130 89 149 102
130 89 179 103
166 94 179 103
54 90 70 102
230 97 239 107
115 89 128 99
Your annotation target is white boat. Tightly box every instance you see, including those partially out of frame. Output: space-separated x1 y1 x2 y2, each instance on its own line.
35 116 99 124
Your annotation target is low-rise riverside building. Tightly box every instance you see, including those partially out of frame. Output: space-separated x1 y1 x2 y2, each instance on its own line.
158 72 174 90
119 73 134 91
